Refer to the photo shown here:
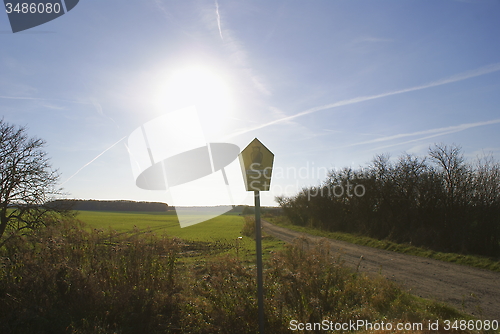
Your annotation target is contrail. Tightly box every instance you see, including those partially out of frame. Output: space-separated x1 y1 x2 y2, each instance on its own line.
0 95 90 104
60 136 127 186
224 62 500 139
89 97 120 128
348 119 500 151
302 118 500 155
215 0 223 40
1 94 120 128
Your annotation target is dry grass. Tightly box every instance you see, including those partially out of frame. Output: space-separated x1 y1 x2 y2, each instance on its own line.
0 219 490 333
241 215 256 238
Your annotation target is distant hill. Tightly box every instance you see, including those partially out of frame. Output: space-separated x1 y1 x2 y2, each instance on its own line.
50 199 169 212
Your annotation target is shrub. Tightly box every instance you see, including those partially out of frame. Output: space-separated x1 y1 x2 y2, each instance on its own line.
241 215 255 239
0 219 473 333
0 219 181 334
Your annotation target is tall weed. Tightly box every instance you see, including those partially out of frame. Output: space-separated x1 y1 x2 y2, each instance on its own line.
0 219 478 333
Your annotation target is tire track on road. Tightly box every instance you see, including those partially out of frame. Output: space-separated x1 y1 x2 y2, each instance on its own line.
262 220 500 320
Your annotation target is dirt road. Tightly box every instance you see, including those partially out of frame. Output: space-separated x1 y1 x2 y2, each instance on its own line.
262 220 500 320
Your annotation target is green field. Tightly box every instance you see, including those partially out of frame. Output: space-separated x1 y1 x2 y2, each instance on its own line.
76 210 285 261
78 210 231 238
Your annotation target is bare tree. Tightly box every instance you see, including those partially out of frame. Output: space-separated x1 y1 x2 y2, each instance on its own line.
428 143 472 207
0 119 64 247
427 144 473 250
473 154 500 207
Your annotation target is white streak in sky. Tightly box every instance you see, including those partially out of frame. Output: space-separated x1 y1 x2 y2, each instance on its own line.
89 97 120 128
301 119 500 156
1 94 120 128
153 0 173 20
61 136 127 186
207 1 271 95
224 62 500 139
347 119 500 150
215 0 223 40
0 95 90 104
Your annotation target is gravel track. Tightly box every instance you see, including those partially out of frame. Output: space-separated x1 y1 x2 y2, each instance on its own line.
261 220 500 320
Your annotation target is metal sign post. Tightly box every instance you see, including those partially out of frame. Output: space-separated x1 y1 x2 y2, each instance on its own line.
238 138 274 334
254 190 264 334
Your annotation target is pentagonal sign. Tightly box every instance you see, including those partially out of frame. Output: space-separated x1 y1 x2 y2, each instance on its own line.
238 138 274 191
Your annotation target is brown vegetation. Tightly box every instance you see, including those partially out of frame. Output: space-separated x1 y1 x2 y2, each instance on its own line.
0 218 477 333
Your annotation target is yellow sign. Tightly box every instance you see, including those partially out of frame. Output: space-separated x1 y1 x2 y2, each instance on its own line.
238 138 274 191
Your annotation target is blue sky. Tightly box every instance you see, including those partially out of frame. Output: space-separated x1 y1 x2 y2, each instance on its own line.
1 0 500 207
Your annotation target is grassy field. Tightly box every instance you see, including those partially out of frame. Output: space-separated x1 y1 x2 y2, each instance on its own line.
76 210 285 262
2 211 495 333
78 210 238 239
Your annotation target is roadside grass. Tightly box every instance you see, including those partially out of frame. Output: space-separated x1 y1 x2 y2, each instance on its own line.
2 218 492 334
267 215 500 272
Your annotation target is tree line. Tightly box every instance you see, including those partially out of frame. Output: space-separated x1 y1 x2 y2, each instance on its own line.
276 144 500 258
50 199 169 212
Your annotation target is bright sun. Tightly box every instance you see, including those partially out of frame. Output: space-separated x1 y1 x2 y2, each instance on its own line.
160 66 232 139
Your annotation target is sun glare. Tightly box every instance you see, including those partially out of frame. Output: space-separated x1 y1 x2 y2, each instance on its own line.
159 66 232 140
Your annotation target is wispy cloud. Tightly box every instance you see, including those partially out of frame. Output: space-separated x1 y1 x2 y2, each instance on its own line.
215 0 223 40
0 95 89 104
89 97 120 128
40 102 67 110
353 36 394 44
225 62 500 139
61 136 127 186
361 37 393 43
301 119 500 157
151 0 196 39
152 0 174 21
201 1 272 96
0 94 120 127
347 119 500 151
